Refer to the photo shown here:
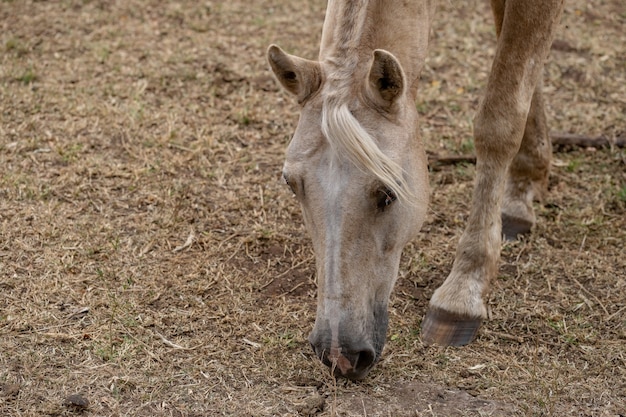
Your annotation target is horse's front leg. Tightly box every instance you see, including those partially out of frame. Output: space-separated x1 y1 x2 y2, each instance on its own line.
421 0 564 346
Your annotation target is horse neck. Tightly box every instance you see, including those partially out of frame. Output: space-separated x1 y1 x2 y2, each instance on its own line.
319 0 434 97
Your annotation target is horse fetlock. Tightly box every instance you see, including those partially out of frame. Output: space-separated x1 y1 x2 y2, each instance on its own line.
428 279 488 320
501 182 537 240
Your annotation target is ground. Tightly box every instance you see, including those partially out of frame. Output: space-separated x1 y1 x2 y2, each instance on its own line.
1 0 625 416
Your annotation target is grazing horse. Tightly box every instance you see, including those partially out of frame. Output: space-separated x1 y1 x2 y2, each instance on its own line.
267 0 564 380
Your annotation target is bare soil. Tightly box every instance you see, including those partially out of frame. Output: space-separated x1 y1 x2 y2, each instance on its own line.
1 0 625 416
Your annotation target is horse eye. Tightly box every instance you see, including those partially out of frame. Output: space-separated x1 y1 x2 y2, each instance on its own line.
376 188 397 211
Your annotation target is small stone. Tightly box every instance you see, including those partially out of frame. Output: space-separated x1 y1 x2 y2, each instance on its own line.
65 393 90 409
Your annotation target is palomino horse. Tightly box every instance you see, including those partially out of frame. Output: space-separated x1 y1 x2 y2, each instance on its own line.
267 0 564 380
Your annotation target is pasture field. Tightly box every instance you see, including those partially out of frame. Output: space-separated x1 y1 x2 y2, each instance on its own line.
1 0 625 415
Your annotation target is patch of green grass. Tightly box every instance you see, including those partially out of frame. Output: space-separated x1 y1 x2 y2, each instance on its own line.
279 332 297 348
237 109 251 126
96 46 110 63
460 138 475 153
448 102 461 112
389 328 421 351
123 276 135 290
407 252 428 273
566 158 582 172
57 142 84 162
254 227 274 240
94 342 118 362
415 101 430 114
127 100 145 123
16 67 37 84
263 331 299 349
4 38 28 58
547 319 580 346
3 174 48 201
5 38 21 52
454 161 475 179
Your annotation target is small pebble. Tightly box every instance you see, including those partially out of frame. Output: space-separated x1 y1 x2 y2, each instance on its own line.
65 393 90 409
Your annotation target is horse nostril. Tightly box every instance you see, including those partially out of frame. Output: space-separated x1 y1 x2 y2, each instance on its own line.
353 348 376 376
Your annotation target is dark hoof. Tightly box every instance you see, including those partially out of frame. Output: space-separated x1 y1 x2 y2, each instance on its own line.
501 213 533 241
421 307 482 346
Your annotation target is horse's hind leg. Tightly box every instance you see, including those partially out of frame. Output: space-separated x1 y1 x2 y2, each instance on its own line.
493 0 553 240
501 78 551 239
421 0 563 346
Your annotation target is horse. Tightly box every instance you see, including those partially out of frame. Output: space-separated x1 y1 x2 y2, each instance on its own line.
267 0 564 380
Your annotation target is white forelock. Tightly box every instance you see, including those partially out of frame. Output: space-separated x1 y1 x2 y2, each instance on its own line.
320 99 415 206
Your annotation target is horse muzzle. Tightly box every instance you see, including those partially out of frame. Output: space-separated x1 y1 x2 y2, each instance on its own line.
307 307 388 380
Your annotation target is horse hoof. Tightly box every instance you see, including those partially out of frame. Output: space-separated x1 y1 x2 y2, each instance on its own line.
501 213 533 241
420 307 482 346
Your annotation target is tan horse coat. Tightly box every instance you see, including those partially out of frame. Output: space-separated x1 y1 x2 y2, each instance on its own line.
268 0 564 379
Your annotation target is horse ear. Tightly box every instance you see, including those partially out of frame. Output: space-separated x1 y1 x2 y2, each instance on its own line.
367 49 406 108
267 45 322 104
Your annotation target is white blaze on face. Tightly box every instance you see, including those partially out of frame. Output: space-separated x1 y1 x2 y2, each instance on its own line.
320 157 347 352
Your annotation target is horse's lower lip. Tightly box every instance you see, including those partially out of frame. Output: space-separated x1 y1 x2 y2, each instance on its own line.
332 365 372 381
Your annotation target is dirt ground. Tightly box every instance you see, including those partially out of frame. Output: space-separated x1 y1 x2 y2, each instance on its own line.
1 0 625 416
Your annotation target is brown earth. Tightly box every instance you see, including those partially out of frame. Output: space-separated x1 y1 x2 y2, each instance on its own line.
1 0 625 416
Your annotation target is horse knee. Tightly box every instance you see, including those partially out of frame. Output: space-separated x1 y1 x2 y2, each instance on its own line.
473 107 527 164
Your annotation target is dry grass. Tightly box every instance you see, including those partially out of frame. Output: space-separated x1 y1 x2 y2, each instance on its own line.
1 0 625 416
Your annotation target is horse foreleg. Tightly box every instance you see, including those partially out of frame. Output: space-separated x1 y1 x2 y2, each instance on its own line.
421 0 564 346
